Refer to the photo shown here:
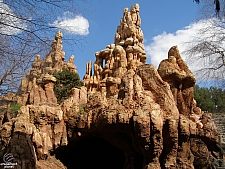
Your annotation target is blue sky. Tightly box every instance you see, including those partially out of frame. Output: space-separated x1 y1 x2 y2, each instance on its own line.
59 0 200 79
1 0 201 79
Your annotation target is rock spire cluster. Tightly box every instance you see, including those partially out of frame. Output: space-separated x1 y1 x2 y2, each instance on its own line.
0 30 86 169
17 30 77 106
0 4 223 169
83 4 146 96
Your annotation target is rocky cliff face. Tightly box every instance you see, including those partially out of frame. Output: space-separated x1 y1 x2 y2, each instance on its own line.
0 3 222 169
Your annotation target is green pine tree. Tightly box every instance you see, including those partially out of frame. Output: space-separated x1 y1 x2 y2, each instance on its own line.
194 85 225 113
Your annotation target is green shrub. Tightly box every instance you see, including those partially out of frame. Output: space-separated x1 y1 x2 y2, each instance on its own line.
53 68 83 104
10 104 21 117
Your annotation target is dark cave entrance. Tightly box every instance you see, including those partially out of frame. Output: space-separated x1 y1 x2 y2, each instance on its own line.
55 137 126 169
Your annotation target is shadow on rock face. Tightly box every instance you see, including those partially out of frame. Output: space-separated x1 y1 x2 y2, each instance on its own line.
54 137 126 169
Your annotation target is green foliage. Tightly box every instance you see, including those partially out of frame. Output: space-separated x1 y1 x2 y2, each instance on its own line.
194 85 225 113
10 104 21 117
0 104 21 118
53 68 83 104
10 104 21 113
79 104 86 114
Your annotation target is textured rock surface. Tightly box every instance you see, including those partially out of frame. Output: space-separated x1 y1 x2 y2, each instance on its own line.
17 30 77 106
0 30 82 168
83 3 146 95
0 3 222 169
0 105 68 168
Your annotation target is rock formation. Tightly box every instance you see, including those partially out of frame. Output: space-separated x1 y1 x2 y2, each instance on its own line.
0 3 223 169
83 3 146 95
0 30 85 169
17 30 78 106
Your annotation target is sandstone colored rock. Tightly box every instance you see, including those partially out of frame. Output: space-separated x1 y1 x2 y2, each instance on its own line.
0 30 83 168
83 4 146 95
17 30 78 106
0 3 222 169
0 105 68 168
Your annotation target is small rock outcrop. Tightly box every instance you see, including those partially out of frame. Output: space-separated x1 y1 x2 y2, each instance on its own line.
0 3 222 169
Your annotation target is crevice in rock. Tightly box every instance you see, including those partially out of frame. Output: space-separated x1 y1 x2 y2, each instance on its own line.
54 137 126 169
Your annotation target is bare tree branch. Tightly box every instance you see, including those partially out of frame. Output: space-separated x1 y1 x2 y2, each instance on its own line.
0 0 90 95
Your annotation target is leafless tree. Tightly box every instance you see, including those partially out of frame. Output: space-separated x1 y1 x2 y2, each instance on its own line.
0 0 90 95
185 1 225 87
194 0 221 17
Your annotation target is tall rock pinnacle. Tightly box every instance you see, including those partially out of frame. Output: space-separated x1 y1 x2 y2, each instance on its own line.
17 30 78 106
83 4 146 96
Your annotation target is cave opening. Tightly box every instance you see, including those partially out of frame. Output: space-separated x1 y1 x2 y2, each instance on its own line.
55 136 126 169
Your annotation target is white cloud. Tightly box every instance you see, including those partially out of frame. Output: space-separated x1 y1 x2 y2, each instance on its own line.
50 12 89 36
145 19 216 71
0 2 26 35
145 18 225 84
